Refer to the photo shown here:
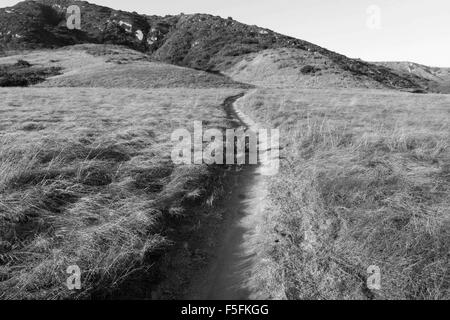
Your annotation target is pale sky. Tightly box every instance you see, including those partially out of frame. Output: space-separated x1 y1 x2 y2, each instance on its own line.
3 0 450 67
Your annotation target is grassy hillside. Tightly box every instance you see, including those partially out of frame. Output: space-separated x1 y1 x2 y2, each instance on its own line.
236 89 450 300
0 86 243 299
224 48 385 89
0 1 448 302
0 43 249 299
0 0 435 91
0 44 248 89
140 13 430 91
375 62 450 93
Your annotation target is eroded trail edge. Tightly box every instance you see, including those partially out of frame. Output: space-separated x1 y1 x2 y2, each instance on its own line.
187 92 271 300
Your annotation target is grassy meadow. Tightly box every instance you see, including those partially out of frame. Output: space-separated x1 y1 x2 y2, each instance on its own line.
0 83 242 299
0 43 448 301
236 88 450 299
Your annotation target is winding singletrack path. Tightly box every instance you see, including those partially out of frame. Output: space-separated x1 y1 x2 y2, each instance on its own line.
187 92 274 300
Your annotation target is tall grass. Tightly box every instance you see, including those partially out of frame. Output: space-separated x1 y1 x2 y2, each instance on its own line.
0 86 241 299
240 88 450 300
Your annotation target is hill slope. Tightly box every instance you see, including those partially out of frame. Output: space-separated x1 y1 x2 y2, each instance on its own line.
0 44 248 89
224 48 386 89
0 43 246 299
0 0 442 91
375 62 450 93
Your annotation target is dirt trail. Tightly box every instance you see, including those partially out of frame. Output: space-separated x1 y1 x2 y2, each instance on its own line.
186 92 272 300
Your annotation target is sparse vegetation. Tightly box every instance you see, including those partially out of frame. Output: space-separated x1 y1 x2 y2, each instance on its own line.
238 88 450 300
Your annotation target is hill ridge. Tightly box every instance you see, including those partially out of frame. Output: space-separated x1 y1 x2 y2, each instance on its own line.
0 0 445 91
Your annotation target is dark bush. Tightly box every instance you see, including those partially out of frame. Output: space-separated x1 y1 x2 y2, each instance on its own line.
40 4 64 26
21 122 46 131
300 65 319 75
16 60 32 67
0 74 31 87
0 62 61 87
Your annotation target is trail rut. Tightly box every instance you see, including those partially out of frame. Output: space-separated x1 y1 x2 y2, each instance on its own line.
187 92 273 300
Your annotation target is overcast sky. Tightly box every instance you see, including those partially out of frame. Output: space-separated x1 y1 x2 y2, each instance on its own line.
3 0 450 67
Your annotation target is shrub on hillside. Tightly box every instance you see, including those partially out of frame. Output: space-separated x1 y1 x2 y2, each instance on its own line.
0 73 35 87
0 61 61 87
16 59 32 67
222 44 258 57
300 65 320 74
